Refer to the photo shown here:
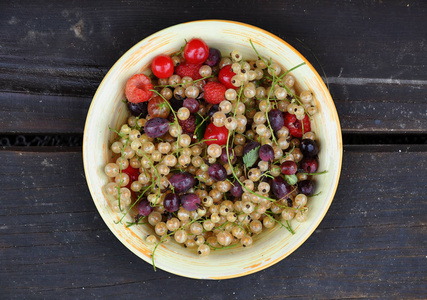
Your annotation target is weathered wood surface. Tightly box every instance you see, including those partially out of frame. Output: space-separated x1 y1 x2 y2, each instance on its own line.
0 1 426 134
1 145 425 299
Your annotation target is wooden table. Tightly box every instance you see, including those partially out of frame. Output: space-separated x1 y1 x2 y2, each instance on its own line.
1 1 426 299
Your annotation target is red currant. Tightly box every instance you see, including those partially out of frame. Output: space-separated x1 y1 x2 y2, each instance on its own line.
184 38 209 64
218 65 236 89
151 54 174 79
204 123 229 146
283 113 311 138
122 165 139 189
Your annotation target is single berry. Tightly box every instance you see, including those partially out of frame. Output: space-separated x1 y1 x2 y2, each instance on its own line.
205 48 221 66
208 163 227 181
184 38 209 64
183 98 200 114
178 114 196 135
181 193 201 211
204 82 226 104
271 177 292 199
164 193 180 212
283 112 311 138
298 180 315 196
220 147 236 164
204 123 229 146
259 144 274 162
230 181 243 197
208 104 220 118
301 157 318 173
148 95 170 118
268 109 285 131
127 101 148 117
169 172 195 193
144 117 170 138
137 199 153 216
218 65 236 89
125 74 153 103
175 62 203 80
280 161 297 175
301 139 319 157
151 54 174 79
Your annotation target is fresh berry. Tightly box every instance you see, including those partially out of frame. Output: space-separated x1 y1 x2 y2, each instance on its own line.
242 141 261 157
301 139 319 157
144 117 170 138
218 65 236 89
283 113 311 138
151 54 174 79
178 114 196 135
181 193 201 211
137 199 153 216
184 38 209 64
208 163 227 181
175 62 203 80
164 193 180 212
183 98 200 113
268 109 284 131
230 181 243 197
127 101 148 117
298 180 315 196
259 144 274 162
204 82 226 104
220 147 236 164
301 157 318 173
280 161 297 175
204 123 229 146
205 48 221 66
148 95 170 118
208 104 220 118
271 177 291 199
169 172 195 193
125 74 153 103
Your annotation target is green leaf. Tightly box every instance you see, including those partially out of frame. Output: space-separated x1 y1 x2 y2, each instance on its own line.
284 174 298 186
243 146 260 168
195 114 208 141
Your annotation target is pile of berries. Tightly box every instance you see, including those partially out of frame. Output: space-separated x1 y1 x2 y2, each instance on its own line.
104 38 321 257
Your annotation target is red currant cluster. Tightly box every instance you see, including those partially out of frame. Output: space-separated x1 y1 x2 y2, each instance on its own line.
104 38 322 257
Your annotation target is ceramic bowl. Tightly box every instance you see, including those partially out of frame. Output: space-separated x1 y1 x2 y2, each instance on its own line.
83 20 342 279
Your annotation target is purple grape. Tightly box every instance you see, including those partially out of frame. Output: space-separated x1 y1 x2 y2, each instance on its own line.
301 157 318 173
144 117 170 138
220 147 236 164
169 172 195 193
164 193 180 212
301 139 319 157
205 48 222 67
127 101 148 117
299 180 315 196
230 180 243 197
137 199 152 216
271 177 291 199
242 141 261 157
208 163 227 181
259 144 274 162
268 109 285 131
183 98 200 114
208 104 220 118
181 193 201 211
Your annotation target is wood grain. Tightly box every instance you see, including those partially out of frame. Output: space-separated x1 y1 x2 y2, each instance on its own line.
0 1 426 134
1 145 425 299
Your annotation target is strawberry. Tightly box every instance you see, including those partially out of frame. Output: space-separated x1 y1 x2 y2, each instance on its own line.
283 112 311 138
204 82 226 104
175 62 203 80
178 114 196 135
125 74 153 103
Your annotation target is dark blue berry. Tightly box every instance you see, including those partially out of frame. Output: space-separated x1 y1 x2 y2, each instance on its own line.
205 48 221 67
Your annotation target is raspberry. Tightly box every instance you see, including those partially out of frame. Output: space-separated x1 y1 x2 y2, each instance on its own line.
175 62 203 80
125 74 153 103
283 113 311 138
204 82 226 104
178 114 196 135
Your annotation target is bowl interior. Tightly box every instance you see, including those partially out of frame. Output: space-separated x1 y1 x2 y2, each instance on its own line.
83 20 342 279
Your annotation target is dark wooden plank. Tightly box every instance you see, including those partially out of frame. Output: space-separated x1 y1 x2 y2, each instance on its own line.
1 145 426 299
0 1 426 134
